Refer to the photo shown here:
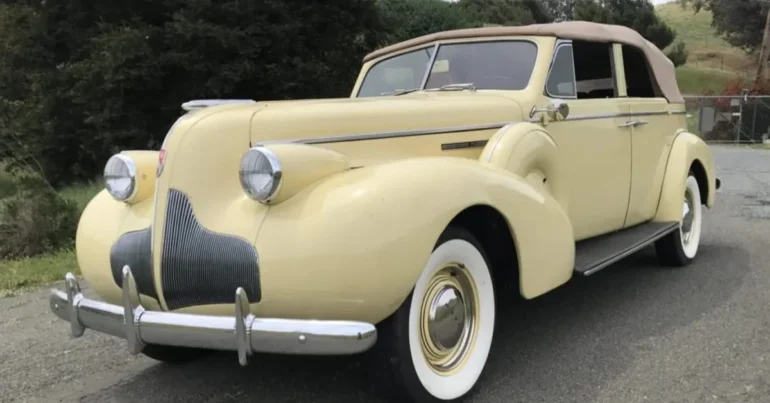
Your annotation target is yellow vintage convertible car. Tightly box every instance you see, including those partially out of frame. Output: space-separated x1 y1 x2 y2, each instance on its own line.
50 21 720 402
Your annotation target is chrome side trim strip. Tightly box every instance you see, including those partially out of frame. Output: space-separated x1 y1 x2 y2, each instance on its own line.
257 122 510 146
49 268 378 364
256 110 685 146
539 109 686 123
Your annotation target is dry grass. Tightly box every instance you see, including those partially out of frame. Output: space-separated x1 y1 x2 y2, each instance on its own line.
657 2 759 95
657 2 758 75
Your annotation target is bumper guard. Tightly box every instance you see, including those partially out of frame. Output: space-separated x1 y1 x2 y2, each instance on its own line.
49 266 378 365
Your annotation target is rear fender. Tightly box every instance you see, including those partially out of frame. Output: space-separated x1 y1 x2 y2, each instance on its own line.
254 156 574 324
654 131 717 223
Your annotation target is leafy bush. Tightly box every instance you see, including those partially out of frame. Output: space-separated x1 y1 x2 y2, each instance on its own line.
0 172 79 259
666 41 689 67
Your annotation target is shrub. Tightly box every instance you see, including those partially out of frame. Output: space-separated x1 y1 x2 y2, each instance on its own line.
665 41 689 67
0 171 79 259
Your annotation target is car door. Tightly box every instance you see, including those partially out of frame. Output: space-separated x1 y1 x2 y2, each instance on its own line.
541 39 632 241
615 44 684 228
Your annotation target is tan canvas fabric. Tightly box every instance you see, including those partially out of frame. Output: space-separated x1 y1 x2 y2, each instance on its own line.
363 21 684 104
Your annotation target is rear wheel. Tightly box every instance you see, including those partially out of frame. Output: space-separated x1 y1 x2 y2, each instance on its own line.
372 227 496 403
655 173 703 266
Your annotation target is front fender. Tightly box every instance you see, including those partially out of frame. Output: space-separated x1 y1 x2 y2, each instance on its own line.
253 156 574 324
654 131 717 223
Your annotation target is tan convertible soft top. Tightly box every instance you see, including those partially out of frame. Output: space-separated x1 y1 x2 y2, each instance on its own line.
363 21 684 104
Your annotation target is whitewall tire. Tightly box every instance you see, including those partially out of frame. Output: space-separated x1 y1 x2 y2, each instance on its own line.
371 227 496 403
655 173 703 266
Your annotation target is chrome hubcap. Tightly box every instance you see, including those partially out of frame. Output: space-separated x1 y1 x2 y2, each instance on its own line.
420 264 477 375
681 189 695 245
428 286 466 350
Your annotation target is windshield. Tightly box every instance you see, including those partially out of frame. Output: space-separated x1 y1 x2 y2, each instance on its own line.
356 40 538 97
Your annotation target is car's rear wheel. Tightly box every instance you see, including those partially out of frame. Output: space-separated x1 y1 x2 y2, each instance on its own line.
141 344 210 364
655 173 703 266
372 226 496 403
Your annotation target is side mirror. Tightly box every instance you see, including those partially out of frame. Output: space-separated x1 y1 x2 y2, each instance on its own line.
551 99 570 120
529 99 570 121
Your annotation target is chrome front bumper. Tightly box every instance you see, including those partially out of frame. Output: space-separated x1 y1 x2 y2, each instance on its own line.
49 266 378 365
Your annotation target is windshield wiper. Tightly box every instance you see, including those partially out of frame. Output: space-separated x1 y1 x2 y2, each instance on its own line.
435 83 476 92
381 88 421 96
381 82 476 96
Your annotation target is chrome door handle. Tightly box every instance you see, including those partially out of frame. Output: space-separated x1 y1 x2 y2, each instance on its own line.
619 120 648 128
619 121 637 128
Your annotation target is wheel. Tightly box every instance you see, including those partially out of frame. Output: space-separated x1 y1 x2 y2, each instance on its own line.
655 173 703 266
372 226 496 403
141 344 210 364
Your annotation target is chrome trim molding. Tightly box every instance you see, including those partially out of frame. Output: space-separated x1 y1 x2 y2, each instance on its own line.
256 110 685 146
49 268 378 364
257 122 510 146
550 109 686 123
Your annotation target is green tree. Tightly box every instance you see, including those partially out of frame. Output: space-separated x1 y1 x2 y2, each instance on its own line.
0 0 382 185
681 0 767 54
565 0 686 66
458 0 555 26
375 0 474 45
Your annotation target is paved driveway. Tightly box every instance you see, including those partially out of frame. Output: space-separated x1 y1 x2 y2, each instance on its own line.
2 145 769 403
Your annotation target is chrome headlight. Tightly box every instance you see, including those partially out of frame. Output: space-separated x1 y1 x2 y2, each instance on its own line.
104 154 137 201
239 147 282 203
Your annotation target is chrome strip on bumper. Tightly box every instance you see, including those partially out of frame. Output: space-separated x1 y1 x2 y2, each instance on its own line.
49 266 378 365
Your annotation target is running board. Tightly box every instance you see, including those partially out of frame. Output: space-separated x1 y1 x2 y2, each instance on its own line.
574 221 679 276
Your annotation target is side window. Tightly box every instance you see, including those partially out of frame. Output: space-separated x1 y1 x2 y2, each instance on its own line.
546 44 577 99
572 40 616 99
622 45 660 98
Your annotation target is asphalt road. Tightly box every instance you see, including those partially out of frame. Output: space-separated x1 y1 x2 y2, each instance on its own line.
2 145 769 403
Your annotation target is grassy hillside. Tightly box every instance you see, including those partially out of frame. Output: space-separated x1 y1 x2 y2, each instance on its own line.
657 2 758 94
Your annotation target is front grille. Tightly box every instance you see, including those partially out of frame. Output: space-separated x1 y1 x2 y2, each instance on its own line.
161 189 261 310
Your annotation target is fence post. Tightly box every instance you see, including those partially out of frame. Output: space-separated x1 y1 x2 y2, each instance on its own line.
752 98 759 141
736 95 744 143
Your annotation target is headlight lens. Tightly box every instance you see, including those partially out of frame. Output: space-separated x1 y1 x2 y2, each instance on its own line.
104 154 137 201
239 147 282 202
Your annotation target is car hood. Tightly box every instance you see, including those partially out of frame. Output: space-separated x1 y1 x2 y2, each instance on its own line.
245 92 526 145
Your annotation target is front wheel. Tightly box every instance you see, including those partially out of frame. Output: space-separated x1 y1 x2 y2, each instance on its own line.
372 227 496 403
655 173 703 266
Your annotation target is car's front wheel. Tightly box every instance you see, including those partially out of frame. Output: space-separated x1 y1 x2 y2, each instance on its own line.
372 226 496 403
655 173 703 266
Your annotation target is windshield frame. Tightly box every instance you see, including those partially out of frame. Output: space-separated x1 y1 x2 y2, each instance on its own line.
354 38 540 98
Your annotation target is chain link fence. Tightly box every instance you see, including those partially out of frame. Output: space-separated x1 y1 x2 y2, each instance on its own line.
685 95 770 144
